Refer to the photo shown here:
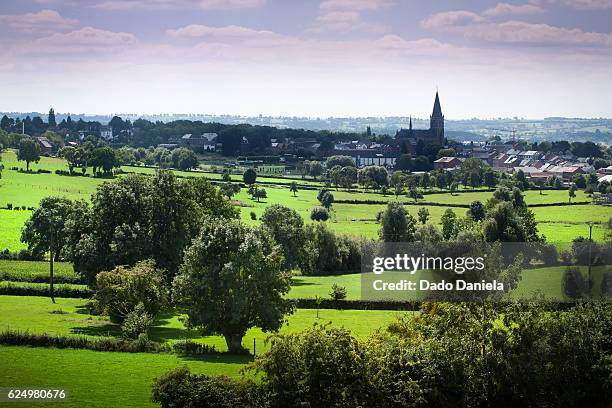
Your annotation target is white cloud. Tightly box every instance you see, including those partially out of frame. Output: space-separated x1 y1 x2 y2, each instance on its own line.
319 0 395 11
92 0 265 10
28 26 137 54
420 10 484 30
422 7 612 48
0 9 79 34
483 2 544 16
167 24 279 39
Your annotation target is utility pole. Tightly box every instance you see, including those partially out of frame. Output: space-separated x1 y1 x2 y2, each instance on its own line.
49 225 55 304
587 223 593 298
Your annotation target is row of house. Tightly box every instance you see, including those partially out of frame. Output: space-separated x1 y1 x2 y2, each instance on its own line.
434 147 606 181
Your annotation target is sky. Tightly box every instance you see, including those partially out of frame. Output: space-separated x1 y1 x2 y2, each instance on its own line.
1 0 612 119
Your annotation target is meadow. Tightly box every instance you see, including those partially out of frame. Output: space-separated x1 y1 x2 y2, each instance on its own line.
2 150 608 248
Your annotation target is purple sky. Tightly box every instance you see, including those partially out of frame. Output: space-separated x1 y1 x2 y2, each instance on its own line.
1 0 611 118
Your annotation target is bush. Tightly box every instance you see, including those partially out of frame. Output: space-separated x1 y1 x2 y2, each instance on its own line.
152 367 265 408
310 206 329 222
93 260 167 323
0 249 44 261
6 203 12 210
249 211 257 220
0 330 161 353
0 282 92 298
0 272 83 285
121 302 154 340
329 283 347 301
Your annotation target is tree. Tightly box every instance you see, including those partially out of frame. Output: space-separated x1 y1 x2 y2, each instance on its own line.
243 168 257 185
310 207 330 222
48 108 56 128
468 200 486 221
261 205 307 272
417 207 429 225
408 188 423 203
569 184 577 202
326 155 355 169
450 182 459 195
254 187 267 202
172 219 293 353
89 145 117 176
94 260 166 323
289 181 298 197
17 138 40 172
317 189 334 209
171 147 198 171
329 283 347 301
21 196 76 302
379 202 416 242
440 209 458 240
309 161 325 180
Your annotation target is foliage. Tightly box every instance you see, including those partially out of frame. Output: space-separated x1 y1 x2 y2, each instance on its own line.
317 189 334 209
563 266 591 299
326 155 355 169
261 205 308 272
172 218 293 353
417 207 429 225
93 260 167 323
310 206 329 222
378 202 416 242
152 366 265 408
121 302 155 340
329 283 347 301
17 138 40 172
440 208 458 240
243 168 257 185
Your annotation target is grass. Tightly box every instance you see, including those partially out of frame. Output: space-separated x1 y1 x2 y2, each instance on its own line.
0 346 250 408
0 260 77 280
0 210 31 251
289 265 611 301
0 295 400 352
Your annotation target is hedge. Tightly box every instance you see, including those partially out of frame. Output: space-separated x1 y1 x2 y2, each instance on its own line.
0 272 84 285
0 283 93 298
0 330 219 355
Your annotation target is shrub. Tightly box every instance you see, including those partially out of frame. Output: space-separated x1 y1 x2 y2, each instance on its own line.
0 282 92 298
310 206 329 222
6 203 12 210
121 302 154 340
152 367 265 408
93 260 166 323
329 283 347 301
250 211 257 220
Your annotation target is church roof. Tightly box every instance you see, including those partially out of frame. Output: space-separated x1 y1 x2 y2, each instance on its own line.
432 92 442 117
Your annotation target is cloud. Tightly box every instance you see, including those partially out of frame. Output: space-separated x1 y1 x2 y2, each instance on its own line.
483 2 544 16
0 9 79 34
532 0 612 9
92 0 265 10
422 7 612 48
420 10 484 30
319 0 395 11
28 26 137 54
167 24 279 39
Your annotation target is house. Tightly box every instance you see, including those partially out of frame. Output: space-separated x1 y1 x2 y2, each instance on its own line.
35 136 53 155
434 156 462 170
180 133 218 151
100 125 113 140
340 150 397 167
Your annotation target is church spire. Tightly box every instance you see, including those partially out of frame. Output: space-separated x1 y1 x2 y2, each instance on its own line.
432 91 442 118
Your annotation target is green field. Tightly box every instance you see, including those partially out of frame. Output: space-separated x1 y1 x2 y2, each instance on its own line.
0 295 399 351
0 260 77 280
0 346 249 408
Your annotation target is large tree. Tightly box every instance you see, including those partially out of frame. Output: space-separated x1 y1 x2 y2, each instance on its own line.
173 219 293 353
17 138 40 172
261 205 306 272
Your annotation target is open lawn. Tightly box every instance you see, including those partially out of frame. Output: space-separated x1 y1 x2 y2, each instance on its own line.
0 210 31 251
0 295 400 352
0 346 249 408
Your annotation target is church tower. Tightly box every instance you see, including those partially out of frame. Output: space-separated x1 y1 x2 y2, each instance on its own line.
430 91 444 146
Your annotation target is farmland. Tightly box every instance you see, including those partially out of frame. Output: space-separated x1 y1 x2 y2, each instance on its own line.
0 148 610 407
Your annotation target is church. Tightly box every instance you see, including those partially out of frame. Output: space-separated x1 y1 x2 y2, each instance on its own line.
396 92 445 147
